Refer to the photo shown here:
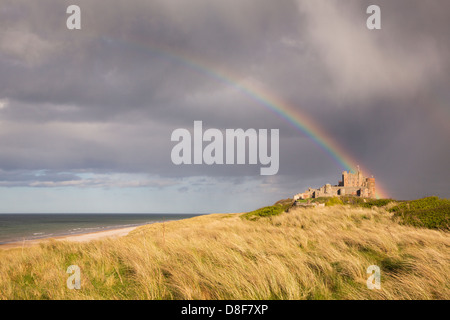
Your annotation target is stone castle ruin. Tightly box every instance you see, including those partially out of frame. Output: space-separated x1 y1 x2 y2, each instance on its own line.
294 167 376 200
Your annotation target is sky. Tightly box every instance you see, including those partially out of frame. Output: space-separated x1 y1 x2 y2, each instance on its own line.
0 0 449 213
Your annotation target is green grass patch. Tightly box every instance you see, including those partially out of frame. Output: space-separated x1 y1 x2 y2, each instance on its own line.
325 197 344 206
389 196 450 231
242 202 292 220
340 196 395 208
361 199 395 208
273 198 294 206
310 197 330 204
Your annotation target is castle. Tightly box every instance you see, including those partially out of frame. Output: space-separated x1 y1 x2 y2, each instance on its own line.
294 167 376 200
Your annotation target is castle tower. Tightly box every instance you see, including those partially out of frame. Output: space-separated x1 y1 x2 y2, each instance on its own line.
357 166 364 187
366 177 376 198
340 171 348 186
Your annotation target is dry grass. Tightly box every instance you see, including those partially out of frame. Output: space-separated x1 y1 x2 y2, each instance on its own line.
0 206 449 300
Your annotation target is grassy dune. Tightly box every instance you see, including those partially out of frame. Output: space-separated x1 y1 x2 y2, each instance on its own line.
0 205 449 300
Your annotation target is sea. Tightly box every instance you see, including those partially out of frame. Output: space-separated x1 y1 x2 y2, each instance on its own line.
0 213 203 245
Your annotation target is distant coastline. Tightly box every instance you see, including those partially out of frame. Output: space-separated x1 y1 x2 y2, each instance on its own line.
0 224 141 250
0 213 203 246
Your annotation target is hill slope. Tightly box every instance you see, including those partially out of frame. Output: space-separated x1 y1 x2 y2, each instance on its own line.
0 206 449 299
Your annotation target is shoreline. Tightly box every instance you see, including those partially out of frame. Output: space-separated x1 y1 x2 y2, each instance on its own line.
0 225 142 250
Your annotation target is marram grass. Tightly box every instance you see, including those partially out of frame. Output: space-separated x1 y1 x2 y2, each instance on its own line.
0 206 449 300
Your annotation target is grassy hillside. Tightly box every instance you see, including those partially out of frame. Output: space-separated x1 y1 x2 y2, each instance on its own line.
389 197 450 231
295 196 449 231
0 204 449 300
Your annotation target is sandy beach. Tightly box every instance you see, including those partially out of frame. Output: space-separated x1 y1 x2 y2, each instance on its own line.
0 225 139 250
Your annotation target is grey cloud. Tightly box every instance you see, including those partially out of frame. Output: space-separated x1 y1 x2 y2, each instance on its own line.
297 1 446 102
0 0 449 203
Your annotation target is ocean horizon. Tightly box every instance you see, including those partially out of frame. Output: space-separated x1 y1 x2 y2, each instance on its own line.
0 213 204 245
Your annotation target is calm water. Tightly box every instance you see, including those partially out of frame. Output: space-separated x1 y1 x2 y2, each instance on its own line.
0 214 203 244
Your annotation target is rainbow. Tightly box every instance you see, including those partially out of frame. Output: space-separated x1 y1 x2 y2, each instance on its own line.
104 36 389 198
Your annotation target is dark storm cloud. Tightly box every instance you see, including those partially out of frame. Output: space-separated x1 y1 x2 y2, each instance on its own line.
0 0 299 118
0 0 449 201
